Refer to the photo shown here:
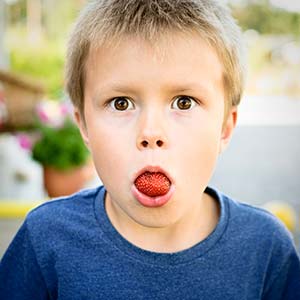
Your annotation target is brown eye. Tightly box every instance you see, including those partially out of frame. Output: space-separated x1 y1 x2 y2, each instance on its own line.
172 96 196 110
111 97 133 111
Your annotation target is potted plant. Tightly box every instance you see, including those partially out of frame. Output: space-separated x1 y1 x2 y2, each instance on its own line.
31 100 94 197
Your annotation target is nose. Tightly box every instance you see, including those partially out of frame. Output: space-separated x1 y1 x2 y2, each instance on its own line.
136 109 168 150
140 139 164 148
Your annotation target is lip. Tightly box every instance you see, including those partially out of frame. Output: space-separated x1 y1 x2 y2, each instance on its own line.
132 165 174 185
131 184 175 208
131 165 175 208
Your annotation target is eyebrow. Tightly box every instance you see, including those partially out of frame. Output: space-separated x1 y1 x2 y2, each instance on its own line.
97 82 213 96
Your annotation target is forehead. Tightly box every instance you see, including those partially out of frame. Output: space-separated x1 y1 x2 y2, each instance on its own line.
90 30 222 64
85 31 224 96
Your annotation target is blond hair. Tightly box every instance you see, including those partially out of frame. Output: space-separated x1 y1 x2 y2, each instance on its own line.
65 0 246 117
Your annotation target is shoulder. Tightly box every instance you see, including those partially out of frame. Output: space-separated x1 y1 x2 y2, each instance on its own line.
224 193 292 237
218 191 300 296
25 186 102 234
19 186 104 265
218 191 297 255
28 186 101 216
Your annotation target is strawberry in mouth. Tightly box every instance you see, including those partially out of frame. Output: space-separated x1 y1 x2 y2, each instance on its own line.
132 169 175 207
134 171 171 197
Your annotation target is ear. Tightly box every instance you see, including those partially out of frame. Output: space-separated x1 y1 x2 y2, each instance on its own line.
219 106 238 154
74 108 90 149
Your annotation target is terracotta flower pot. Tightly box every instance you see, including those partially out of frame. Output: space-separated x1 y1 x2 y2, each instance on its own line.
43 162 95 198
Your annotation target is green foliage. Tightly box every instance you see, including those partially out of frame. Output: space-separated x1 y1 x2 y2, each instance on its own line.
6 0 85 100
232 3 300 37
8 31 65 99
32 119 90 171
42 0 83 40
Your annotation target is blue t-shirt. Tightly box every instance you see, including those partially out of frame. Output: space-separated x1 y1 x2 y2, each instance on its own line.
0 186 299 299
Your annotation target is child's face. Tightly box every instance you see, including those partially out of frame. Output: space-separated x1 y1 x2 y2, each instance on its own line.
76 31 236 228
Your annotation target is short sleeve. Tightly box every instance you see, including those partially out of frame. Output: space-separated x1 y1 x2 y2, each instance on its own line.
0 221 49 300
262 240 300 299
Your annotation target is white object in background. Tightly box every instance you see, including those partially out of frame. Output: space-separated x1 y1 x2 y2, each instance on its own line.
238 95 300 126
0 134 46 201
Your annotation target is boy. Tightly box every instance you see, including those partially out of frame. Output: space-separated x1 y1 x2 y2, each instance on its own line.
1 0 300 299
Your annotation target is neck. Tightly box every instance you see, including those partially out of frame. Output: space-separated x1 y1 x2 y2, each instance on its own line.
105 191 220 253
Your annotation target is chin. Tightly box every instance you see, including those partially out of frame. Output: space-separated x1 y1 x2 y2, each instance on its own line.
129 204 181 229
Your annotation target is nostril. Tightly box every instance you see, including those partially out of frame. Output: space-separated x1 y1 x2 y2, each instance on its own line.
157 140 163 147
140 140 163 148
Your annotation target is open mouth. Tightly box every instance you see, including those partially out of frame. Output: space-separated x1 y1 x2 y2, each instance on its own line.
134 171 171 197
131 166 175 207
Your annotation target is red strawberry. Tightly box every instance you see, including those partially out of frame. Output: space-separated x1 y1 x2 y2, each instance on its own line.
134 171 171 197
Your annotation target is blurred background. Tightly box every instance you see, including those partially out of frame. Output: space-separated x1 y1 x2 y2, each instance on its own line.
0 0 299 256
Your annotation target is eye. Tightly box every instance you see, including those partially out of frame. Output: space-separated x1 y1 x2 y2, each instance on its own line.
109 97 134 111
171 96 197 110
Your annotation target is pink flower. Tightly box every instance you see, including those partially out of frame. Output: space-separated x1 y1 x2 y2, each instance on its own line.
60 102 73 117
36 106 50 123
36 101 65 127
16 134 33 151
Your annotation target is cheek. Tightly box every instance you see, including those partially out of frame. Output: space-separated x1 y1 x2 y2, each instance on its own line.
86 118 130 185
87 107 131 153
174 121 221 182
